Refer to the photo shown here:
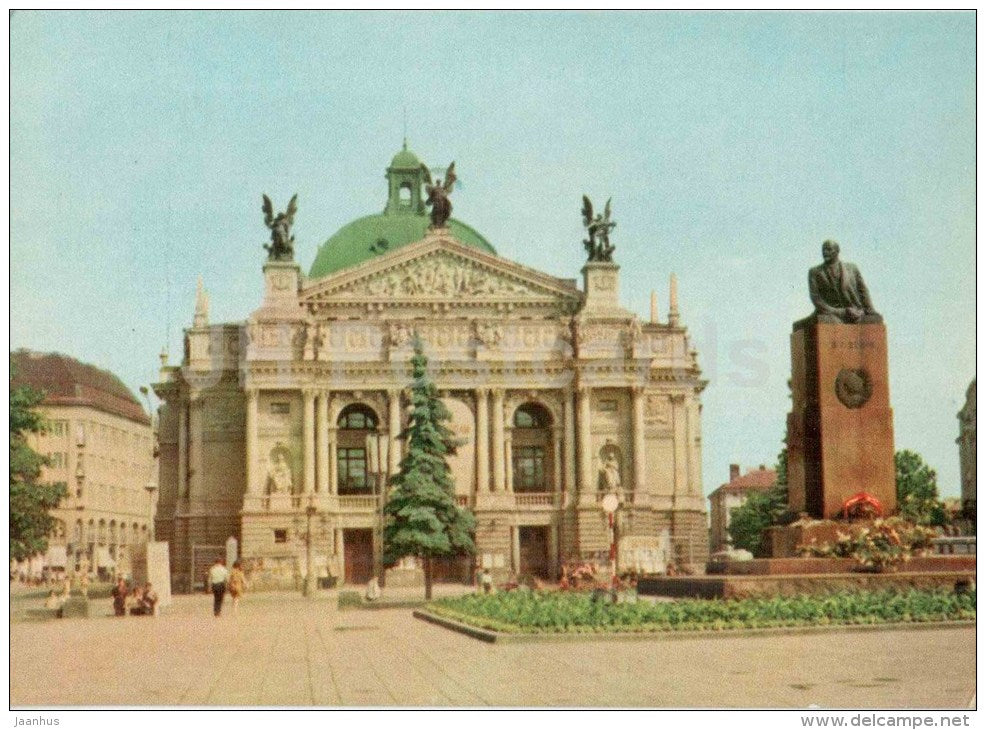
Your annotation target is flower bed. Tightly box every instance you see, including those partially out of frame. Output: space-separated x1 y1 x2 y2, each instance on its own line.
427 588 975 634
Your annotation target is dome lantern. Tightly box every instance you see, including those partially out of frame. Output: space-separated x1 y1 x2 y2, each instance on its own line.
385 140 426 216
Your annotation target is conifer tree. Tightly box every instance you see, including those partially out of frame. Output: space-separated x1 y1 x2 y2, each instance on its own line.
383 338 475 599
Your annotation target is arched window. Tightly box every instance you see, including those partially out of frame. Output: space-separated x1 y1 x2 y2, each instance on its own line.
338 405 378 430
512 403 553 493
97 519 107 545
337 404 380 495
399 183 412 205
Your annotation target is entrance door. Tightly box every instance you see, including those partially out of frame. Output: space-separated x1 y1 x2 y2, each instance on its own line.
519 526 551 580
343 529 374 585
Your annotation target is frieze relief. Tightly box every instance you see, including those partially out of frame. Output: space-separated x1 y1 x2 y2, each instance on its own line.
356 255 536 298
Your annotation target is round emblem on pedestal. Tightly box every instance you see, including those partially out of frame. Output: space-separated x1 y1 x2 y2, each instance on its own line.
835 368 872 409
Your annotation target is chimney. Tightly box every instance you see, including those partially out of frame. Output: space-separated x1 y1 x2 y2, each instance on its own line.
759 464 766 471
650 290 658 324
729 463 740 482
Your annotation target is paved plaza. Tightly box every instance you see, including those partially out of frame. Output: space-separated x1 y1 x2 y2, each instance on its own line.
9 589 976 708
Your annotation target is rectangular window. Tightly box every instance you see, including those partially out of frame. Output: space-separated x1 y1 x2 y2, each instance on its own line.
270 402 290 415
337 447 369 494
513 446 546 492
273 529 288 544
598 399 618 412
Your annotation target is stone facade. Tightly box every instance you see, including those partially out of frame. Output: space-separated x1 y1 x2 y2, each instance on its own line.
12 350 155 577
153 153 708 591
957 379 976 510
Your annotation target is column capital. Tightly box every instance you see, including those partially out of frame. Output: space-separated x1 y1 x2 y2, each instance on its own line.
669 393 687 405
630 385 646 398
491 387 505 400
244 387 259 402
475 386 490 398
301 387 317 401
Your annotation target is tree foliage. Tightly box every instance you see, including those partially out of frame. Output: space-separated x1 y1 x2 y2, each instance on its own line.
10 361 67 562
895 449 945 526
726 444 790 556
727 487 787 556
383 338 475 598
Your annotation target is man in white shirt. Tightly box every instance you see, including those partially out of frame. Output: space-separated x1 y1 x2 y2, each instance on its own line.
207 559 229 617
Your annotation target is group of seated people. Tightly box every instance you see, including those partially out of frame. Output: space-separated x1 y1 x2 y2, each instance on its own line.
111 578 159 617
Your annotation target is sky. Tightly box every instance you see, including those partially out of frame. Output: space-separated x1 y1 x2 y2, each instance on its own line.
10 11 975 498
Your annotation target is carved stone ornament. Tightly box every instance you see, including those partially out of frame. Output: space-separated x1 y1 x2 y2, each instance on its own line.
355 255 535 298
834 368 873 409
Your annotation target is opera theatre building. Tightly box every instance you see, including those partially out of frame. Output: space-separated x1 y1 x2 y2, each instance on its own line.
153 145 708 591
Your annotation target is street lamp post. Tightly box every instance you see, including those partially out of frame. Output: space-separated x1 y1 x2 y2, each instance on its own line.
601 493 621 587
303 501 318 597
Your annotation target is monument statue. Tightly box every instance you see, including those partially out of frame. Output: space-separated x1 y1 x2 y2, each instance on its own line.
808 240 881 323
581 196 616 262
422 162 456 228
262 194 298 262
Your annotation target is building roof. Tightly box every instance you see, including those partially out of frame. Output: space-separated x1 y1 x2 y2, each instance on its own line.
10 350 150 426
389 142 422 170
309 214 495 279
308 144 496 279
709 465 777 498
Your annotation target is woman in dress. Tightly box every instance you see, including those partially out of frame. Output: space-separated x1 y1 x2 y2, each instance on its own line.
227 561 247 612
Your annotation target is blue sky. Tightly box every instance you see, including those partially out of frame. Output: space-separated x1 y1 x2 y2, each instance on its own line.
10 11 975 497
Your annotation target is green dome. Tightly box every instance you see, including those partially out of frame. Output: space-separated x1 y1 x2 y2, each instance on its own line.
309 214 495 279
389 144 422 170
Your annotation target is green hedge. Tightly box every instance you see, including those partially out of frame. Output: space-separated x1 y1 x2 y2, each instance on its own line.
428 589 976 634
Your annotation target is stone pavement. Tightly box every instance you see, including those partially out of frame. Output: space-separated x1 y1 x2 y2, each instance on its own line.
9 590 976 708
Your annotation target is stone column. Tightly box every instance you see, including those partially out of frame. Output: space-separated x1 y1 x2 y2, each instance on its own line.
188 394 204 501
504 430 514 493
631 386 646 493
245 388 259 495
670 394 687 496
687 398 701 496
511 526 521 574
552 426 563 493
388 389 401 478
317 391 330 493
563 391 576 493
492 389 505 491
576 386 592 493
177 401 188 499
475 388 489 493
302 389 315 494
328 424 338 496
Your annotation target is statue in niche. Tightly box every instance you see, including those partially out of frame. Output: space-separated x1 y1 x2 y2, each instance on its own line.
598 443 623 492
266 446 294 494
422 162 456 228
262 194 298 262
581 196 616 262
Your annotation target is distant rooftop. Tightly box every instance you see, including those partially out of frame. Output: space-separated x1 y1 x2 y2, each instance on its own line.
709 463 777 498
10 350 150 426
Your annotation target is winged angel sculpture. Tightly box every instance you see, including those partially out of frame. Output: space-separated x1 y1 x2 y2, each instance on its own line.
262 194 298 261
581 195 616 262
422 162 457 228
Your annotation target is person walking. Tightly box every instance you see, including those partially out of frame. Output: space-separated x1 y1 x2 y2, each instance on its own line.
207 558 229 617
227 561 247 613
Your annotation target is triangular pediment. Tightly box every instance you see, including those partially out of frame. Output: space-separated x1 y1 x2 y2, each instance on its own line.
301 233 582 307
